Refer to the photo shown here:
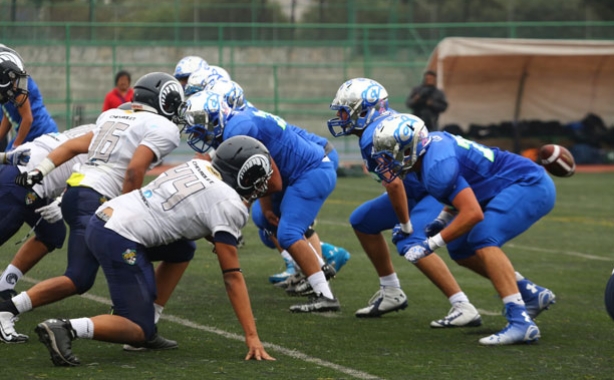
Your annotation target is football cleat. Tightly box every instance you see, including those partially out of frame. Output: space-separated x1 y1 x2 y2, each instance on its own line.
285 278 314 297
35 319 80 366
517 278 556 320
0 311 28 344
0 289 17 303
269 257 298 284
274 271 305 289
479 303 540 346
285 265 336 297
355 287 408 318
321 243 351 273
430 302 483 328
289 293 341 313
123 333 178 351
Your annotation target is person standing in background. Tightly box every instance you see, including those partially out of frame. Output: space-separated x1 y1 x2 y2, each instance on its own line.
405 70 448 131
102 70 133 112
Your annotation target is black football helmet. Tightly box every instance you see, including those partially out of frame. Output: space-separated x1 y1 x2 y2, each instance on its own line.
0 46 28 106
131 72 184 120
211 135 273 202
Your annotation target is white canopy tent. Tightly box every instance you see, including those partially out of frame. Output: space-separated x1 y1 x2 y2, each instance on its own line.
426 37 614 132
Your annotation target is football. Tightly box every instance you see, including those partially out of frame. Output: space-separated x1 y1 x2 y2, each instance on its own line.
539 144 576 177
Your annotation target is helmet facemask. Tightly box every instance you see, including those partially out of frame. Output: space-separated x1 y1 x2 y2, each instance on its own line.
0 64 28 106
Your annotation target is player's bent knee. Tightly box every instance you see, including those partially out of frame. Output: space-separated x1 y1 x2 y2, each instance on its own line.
258 229 277 249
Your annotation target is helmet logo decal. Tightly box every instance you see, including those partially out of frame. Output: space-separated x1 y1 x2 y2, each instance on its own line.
0 52 24 71
393 115 416 143
237 153 270 191
362 84 381 107
206 93 220 111
159 81 183 116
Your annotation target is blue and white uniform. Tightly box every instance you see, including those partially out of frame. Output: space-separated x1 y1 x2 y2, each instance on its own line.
416 132 556 260
223 108 335 250
351 111 441 255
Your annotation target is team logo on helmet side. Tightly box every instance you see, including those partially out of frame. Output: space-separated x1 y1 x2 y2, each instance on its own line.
159 80 183 117
237 154 270 192
0 52 24 71
362 84 382 107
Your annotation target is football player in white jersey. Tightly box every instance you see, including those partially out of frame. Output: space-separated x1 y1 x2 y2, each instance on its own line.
33 136 278 366
0 72 185 346
0 124 93 303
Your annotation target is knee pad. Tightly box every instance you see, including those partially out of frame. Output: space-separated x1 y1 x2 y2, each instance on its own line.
277 228 303 250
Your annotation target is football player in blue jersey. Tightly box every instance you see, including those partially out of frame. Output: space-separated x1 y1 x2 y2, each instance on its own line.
189 81 351 287
0 46 58 151
372 113 556 345
180 90 341 313
325 78 482 327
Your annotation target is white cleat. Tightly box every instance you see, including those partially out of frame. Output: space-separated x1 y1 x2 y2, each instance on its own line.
0 311 28 344
355 287 408 318
430 302 483 328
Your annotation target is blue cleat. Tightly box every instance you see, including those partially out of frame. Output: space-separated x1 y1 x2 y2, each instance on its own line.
517 278 556 320
479 303 540 346
269 257 297 284
321 243 351 273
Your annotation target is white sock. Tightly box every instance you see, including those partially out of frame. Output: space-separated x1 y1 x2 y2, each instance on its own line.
154 303 164 324
380 273 401 289
515 271 525 281
12 292 32 314
0 264 23 291
502 293 525 306
449 292 470 305
70 318 94 339
308 271 333 299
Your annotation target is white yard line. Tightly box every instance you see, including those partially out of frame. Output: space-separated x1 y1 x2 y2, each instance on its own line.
20 277 384 380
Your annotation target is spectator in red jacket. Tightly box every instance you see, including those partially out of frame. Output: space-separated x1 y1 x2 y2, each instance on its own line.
102 70 133 111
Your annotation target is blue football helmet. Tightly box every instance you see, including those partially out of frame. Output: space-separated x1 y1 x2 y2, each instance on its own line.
372 113 430 183
204 79 245 110
327 78 389 137
180 90 231 153
173 56 208 80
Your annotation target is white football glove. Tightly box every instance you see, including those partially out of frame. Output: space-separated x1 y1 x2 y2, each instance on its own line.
1 148 31 166
35 196 63 224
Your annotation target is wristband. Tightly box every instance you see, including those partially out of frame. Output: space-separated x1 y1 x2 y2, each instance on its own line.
427 233 446 251
400 220 413 234
35 157 56 176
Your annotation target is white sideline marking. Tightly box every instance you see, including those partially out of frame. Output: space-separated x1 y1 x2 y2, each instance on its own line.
506 243 611 262
20 277 384 380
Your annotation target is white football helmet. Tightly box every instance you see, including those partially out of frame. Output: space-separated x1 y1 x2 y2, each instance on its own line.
204 65 231 85
372 113 430 183
179 90 232 153
184 68 209 97
327 78 389 137
204 79 245 110
173 56 208 80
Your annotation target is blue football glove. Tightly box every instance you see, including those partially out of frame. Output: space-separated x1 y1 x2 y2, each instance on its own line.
392 224 411 245
425 218 447 237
